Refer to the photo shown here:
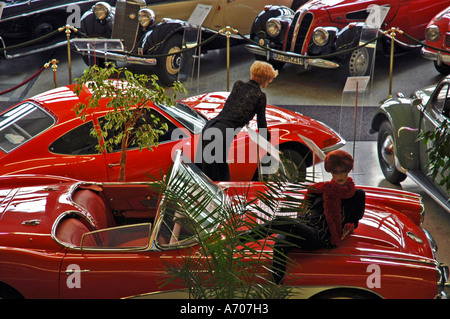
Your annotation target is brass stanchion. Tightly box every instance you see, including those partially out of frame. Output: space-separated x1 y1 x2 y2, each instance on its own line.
59 25 76 84
387 27 397 99
44 59 59 88
219 26 238 91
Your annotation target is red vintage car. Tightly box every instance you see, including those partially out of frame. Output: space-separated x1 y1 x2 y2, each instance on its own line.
247 0 450 80
0 151 447 299
422 6 450 75
0 84 344 182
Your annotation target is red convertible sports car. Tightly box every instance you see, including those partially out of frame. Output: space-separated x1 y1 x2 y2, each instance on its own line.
0 151 447 299
0 84 344 182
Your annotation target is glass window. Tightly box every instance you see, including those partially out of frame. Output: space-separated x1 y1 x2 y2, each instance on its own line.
158 102 206 134
432 84 450 117
49 120 100 155
100 108 186 153
156 158 224 248
0 102 55 153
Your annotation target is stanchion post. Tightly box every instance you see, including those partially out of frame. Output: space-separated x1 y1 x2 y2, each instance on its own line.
388 27 396 99
45 59 59 88
59 25 76 84
219 26 238 91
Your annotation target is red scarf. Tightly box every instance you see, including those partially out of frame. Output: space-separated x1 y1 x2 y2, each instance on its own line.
306 178 356 246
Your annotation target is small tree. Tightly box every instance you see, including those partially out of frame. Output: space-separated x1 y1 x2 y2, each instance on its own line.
73 63 186 181
155 158 308 299
419 120 450 192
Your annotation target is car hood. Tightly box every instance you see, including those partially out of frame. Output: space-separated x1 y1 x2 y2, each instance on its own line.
0 176 78 249
229 182 435 263
185 91 335 128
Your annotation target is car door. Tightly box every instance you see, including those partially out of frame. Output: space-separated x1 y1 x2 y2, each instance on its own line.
58 223 167 299
102 108 192 182
418 82 450 195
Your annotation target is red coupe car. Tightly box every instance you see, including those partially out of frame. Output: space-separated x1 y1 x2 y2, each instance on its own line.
0 151 447 299
422 6 450 75
0 84 344 182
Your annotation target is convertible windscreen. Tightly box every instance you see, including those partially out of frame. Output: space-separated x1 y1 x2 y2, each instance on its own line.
159 102 207 134
156 155 225 248
0 102 55 153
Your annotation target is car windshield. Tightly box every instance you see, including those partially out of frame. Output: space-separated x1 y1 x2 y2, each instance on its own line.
158 102 206 134
0 102 55 153
155 151 225 248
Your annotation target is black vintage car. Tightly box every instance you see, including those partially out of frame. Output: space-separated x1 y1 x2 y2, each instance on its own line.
0 0 116 63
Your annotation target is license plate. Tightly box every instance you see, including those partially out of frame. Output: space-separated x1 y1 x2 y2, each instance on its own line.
271 52 304 65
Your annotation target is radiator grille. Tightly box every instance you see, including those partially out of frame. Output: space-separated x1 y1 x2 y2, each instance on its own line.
287 10 313 54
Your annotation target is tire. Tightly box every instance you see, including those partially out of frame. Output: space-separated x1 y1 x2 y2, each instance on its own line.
311 289 379 299
339 46 373 81
156 34 189 85
434 61 450 75
377 121 407 184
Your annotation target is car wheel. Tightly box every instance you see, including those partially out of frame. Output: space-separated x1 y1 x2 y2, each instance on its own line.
377 121 407 184
434 61 450 75
339 47 373 81
156 34 189 85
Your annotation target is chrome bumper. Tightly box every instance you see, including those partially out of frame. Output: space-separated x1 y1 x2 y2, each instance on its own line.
421 47 450 65
76 50 157 66
245 44 339 69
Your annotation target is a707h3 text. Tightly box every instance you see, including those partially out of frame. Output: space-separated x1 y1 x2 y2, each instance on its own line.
180 303 269 316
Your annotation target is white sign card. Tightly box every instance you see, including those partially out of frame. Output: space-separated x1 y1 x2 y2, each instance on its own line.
188 4 213 26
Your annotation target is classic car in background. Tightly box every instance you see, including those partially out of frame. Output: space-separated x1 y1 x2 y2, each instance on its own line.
370 76 450 213
0 83 344 182
246 0 450 82
76 0 299 84
0 151 447 299
0 0 116 62
422 6 450 75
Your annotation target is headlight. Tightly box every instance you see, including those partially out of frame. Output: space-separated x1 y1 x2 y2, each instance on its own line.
138 8 156 27
425 25 441 42
93 2 112 20
266 18 281 37
312 27 329 46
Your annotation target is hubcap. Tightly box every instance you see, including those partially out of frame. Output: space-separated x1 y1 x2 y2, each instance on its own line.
166 47 182 75
349 48 369 76
381 134 395 171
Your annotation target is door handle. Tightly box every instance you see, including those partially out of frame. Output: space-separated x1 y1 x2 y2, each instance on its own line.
65 269 91 275
108 163 120 168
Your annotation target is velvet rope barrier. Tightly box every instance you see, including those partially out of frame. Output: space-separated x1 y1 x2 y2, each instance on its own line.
0 66 45 96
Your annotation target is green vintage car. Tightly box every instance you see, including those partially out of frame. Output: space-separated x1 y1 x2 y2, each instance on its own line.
371 76 450 213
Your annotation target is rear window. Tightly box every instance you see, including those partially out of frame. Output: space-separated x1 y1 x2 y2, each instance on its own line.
0 102 55 153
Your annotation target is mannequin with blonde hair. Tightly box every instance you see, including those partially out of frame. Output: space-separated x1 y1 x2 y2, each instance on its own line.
196 61 278 181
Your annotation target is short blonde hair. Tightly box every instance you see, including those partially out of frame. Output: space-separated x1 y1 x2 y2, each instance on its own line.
250 61 278 85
